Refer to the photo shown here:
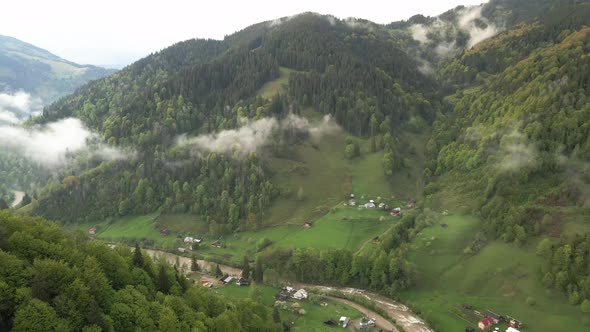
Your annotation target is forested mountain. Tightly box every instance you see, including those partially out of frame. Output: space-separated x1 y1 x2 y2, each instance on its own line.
0 211 280 331
0 35 115 106
28 12 436 227
2 0 590 329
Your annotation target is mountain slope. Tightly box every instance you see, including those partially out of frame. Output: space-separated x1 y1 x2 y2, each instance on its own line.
31 13 434 226
0 35 116 105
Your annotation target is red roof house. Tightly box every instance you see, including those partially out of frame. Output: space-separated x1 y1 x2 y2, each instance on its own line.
478 317 494 330
88 228 97 235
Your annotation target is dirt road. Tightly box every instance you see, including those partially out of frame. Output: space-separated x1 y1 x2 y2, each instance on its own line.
326 295 398 332
304 286 434 332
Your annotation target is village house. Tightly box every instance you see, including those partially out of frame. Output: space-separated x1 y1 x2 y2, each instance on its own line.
88 227 97 235
339 316 350 328
484 310 503 324
506 327 520 332
199 280 213 288
390 207 401 216
220 275 233 284
364 200 376 208
507 317 523 329
478 317 494 330
211 241 222 248
236 278 250 286
304 221 312 228
292 289 308 300
359 318 376 329
275 291 289 301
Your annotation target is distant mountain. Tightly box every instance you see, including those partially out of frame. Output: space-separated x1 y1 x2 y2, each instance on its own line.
0 35 116 108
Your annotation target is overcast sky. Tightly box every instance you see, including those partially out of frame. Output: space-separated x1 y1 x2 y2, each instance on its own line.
2 0 486 67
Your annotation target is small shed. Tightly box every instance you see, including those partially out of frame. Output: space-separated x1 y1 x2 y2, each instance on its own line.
236 278 250 286
484 310 503 324
220 275 233 284
292 289 308 300
211 241 222 248
304 221 312 228
507 317 523 329
339 316 350 328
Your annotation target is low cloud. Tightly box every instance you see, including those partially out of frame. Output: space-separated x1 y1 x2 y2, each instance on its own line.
0 118 132 167
497 130 538 172
409 4 502 58
343 17 374 31
0 91 42 124
459 6 500 48
177 114 340 155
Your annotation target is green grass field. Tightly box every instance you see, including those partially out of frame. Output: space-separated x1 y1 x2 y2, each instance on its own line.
258 67 295 99
197 206 395 264
262 128 349 226
154 213 208 235
216 283 363 331
401 215 590 331
73 214 179 249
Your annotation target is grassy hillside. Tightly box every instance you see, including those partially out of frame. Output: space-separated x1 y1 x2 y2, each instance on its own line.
258 66 295 98
401 215 590 331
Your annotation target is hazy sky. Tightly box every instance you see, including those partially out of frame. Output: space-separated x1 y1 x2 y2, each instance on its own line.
2 0 486 67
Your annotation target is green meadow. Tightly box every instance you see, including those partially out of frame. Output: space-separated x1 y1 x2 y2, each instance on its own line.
258 67 295 98
197 206 395 264
401 215 590 332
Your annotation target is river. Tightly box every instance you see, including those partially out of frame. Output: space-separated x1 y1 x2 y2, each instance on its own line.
142 248 433 332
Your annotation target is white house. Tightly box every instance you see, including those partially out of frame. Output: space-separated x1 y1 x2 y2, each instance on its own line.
184 236 194 243
339 317 350 328
506 328 520 332
364 201 375 208
292 289 308 300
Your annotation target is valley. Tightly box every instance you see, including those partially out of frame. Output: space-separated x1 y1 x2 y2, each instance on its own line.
2 1 590 331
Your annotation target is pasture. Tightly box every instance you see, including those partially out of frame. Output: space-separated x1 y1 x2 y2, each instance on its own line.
74 214 179 249
197 206 395 264
401 215 590 331
258 67 295 98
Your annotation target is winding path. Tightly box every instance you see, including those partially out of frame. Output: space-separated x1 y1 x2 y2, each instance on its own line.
142 248 433 332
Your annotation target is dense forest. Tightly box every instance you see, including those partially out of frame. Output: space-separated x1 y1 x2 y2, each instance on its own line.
0 211 281 331
19 12 440 228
